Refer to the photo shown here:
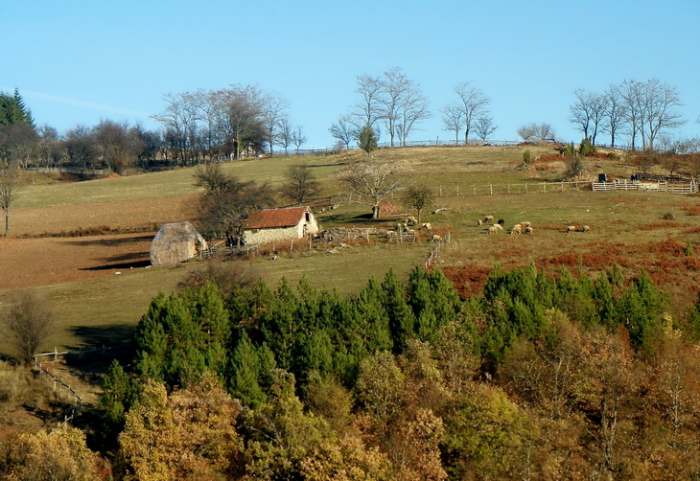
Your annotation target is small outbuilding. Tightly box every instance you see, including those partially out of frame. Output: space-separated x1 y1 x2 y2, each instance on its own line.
243 207 319 246
150 221 208 267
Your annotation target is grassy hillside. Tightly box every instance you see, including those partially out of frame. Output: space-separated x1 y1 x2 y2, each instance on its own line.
2 144 699 356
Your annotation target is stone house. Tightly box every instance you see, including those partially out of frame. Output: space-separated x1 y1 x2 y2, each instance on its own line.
242 207 319 246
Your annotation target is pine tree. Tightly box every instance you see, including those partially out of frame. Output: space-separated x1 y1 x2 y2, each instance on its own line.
381 270 416 353
12 89 35 128
229 332 267 407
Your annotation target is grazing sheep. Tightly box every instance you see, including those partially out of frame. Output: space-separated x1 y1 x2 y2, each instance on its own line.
566 225 577 232
580 225 590 232
484 215 494 223
421 223 432 230
477 219 484 226
497 219 505 225
510 224 523 236
406 216 418 226
493 223 504 231
521 221 532 228
432 234 442 242
524 226 534 234
488 225 500 234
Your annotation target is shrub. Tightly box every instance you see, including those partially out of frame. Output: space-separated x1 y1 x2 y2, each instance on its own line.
0 425 105 481
662 212 675 220
579 138 595 156
522 150 532 166
3 292 55 364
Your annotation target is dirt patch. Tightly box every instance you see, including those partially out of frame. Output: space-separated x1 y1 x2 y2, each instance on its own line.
0 233 153 289
638 222 689 231
442 264 492 298
682 204 700 216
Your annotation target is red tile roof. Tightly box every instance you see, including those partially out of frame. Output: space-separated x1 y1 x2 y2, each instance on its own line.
244 207 309 229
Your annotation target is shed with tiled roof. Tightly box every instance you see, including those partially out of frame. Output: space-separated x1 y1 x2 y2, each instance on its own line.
242 207 319 245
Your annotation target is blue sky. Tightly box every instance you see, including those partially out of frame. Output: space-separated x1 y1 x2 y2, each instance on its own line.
2 0 699 147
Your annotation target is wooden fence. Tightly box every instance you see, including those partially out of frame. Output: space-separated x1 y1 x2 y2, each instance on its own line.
386 180 593 200
592 180 698 194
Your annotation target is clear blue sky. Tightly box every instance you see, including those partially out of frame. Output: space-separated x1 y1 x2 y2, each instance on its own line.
2 0 699 147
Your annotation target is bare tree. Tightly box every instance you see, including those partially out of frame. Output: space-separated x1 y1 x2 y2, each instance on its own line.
380 67 409 147
262 94 287 155
441 106 463 144
474 116 497 142
570 89 607 143
453 82 490 144
0 160 18 236
329 115 357 150
154 92 202 163
195 163 275 245
397 85 430 147
343 160 399 219
603 85 626 148
282 164 320 204
620 80 644 151
354 75 384 129
589 94 608 146
641 79 684 150
517 123 556 142
4 292 54 364
277 117 293 155
291 126 307 153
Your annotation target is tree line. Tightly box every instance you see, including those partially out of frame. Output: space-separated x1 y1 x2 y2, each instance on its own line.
569 79 686 150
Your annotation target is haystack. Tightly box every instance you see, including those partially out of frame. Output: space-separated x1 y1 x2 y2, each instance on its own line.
150 222 207 267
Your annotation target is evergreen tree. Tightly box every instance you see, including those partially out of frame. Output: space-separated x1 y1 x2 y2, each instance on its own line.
100 360 139 426
615 273 665 352
381 270 416 353
229 332 268 407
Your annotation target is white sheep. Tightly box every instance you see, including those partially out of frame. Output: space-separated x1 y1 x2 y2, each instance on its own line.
488 225 500 234
484 215 494 223
524 226 534 234
510 224 523 236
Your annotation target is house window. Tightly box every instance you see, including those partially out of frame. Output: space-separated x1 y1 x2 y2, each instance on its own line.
305 212 310 223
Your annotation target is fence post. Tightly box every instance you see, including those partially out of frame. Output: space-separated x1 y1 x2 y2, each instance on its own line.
561 181 564 192
439 185 443 197
489 184 493 196
543 183 546 193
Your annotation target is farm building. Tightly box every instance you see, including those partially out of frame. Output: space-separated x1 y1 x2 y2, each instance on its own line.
150 221 208 266
243 207 319 246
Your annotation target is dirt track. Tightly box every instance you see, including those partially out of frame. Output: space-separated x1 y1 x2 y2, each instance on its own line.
0 233 153 289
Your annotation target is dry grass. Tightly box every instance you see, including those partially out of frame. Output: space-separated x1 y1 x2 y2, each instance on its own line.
3 144 700 356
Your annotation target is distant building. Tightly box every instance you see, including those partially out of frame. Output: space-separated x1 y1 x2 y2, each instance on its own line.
243 207 319 246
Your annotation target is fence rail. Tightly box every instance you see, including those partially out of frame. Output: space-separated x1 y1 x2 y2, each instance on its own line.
592 180 698 194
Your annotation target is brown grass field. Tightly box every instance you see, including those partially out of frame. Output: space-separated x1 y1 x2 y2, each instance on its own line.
1 145 699 356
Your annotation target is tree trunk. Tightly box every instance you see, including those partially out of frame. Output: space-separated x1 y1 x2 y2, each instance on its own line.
372 204 380 220
4 208 8 237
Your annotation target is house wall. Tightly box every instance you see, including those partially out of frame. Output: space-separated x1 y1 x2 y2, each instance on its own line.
243 211 320 246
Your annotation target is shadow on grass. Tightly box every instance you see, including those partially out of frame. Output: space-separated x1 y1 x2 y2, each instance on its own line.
80 259 151 271
65 234 153 247
100 251 150 263
65 324 137 381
